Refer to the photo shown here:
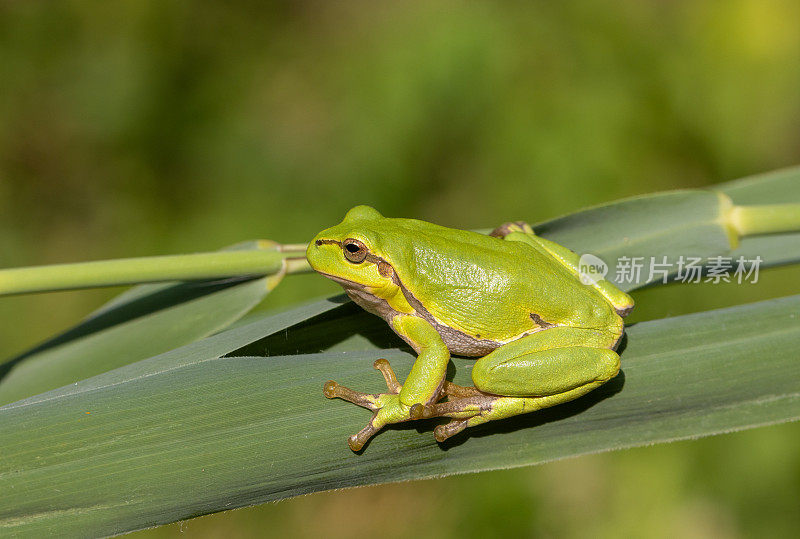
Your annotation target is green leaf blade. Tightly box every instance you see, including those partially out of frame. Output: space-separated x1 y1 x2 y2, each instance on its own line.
2 295 798 537
0 241 296 406
720 165 800 203
0 278 271 406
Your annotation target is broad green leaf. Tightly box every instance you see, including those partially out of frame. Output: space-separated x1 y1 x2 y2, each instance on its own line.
720 165 800 203
1 295 798 537
532 190 732 291
3 295 348 409
533 166 800 291
0 242 287 406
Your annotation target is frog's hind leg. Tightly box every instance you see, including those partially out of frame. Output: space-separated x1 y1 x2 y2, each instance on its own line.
417 327 622 442
490 221 535 238
427 380 614 442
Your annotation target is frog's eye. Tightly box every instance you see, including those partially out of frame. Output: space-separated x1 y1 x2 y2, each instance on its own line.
342 238 368 263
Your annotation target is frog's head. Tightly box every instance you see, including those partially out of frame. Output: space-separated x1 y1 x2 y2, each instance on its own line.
306 205 398 291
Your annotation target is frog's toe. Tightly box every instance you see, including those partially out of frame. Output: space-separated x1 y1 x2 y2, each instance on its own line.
373 358 401 393
340 393 415 451
348 408 395 451
409 402 425 419
323 380 381 411
408 401 442 420
348 422 380 452
323 358 404 411
434 419 469 442
346 404 401 450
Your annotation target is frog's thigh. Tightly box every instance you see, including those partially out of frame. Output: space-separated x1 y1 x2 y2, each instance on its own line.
431 329 620 441
471 327 620 397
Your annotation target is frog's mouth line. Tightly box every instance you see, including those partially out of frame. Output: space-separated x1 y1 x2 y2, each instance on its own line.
313 270 367 291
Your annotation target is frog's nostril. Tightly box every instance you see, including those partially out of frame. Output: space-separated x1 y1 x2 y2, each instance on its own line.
315 240 323 246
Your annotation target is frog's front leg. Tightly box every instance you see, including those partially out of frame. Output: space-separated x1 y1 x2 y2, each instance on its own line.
415 326 622 442
324 314 449 450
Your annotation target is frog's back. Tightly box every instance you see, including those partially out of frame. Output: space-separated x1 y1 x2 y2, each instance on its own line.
377 218 611 343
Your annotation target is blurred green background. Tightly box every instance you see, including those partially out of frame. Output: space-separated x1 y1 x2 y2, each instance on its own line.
2 1 799 537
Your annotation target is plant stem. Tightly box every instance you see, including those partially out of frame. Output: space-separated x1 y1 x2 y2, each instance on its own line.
0 247 310 296
729 204 800 237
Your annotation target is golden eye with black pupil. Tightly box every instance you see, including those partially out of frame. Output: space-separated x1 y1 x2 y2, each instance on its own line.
342 238 368 263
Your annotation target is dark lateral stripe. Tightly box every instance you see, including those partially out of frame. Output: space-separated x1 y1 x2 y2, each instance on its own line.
314 239 387 267
314 239 341 247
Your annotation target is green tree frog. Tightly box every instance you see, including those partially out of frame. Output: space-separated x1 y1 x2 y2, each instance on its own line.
307 206 633 451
